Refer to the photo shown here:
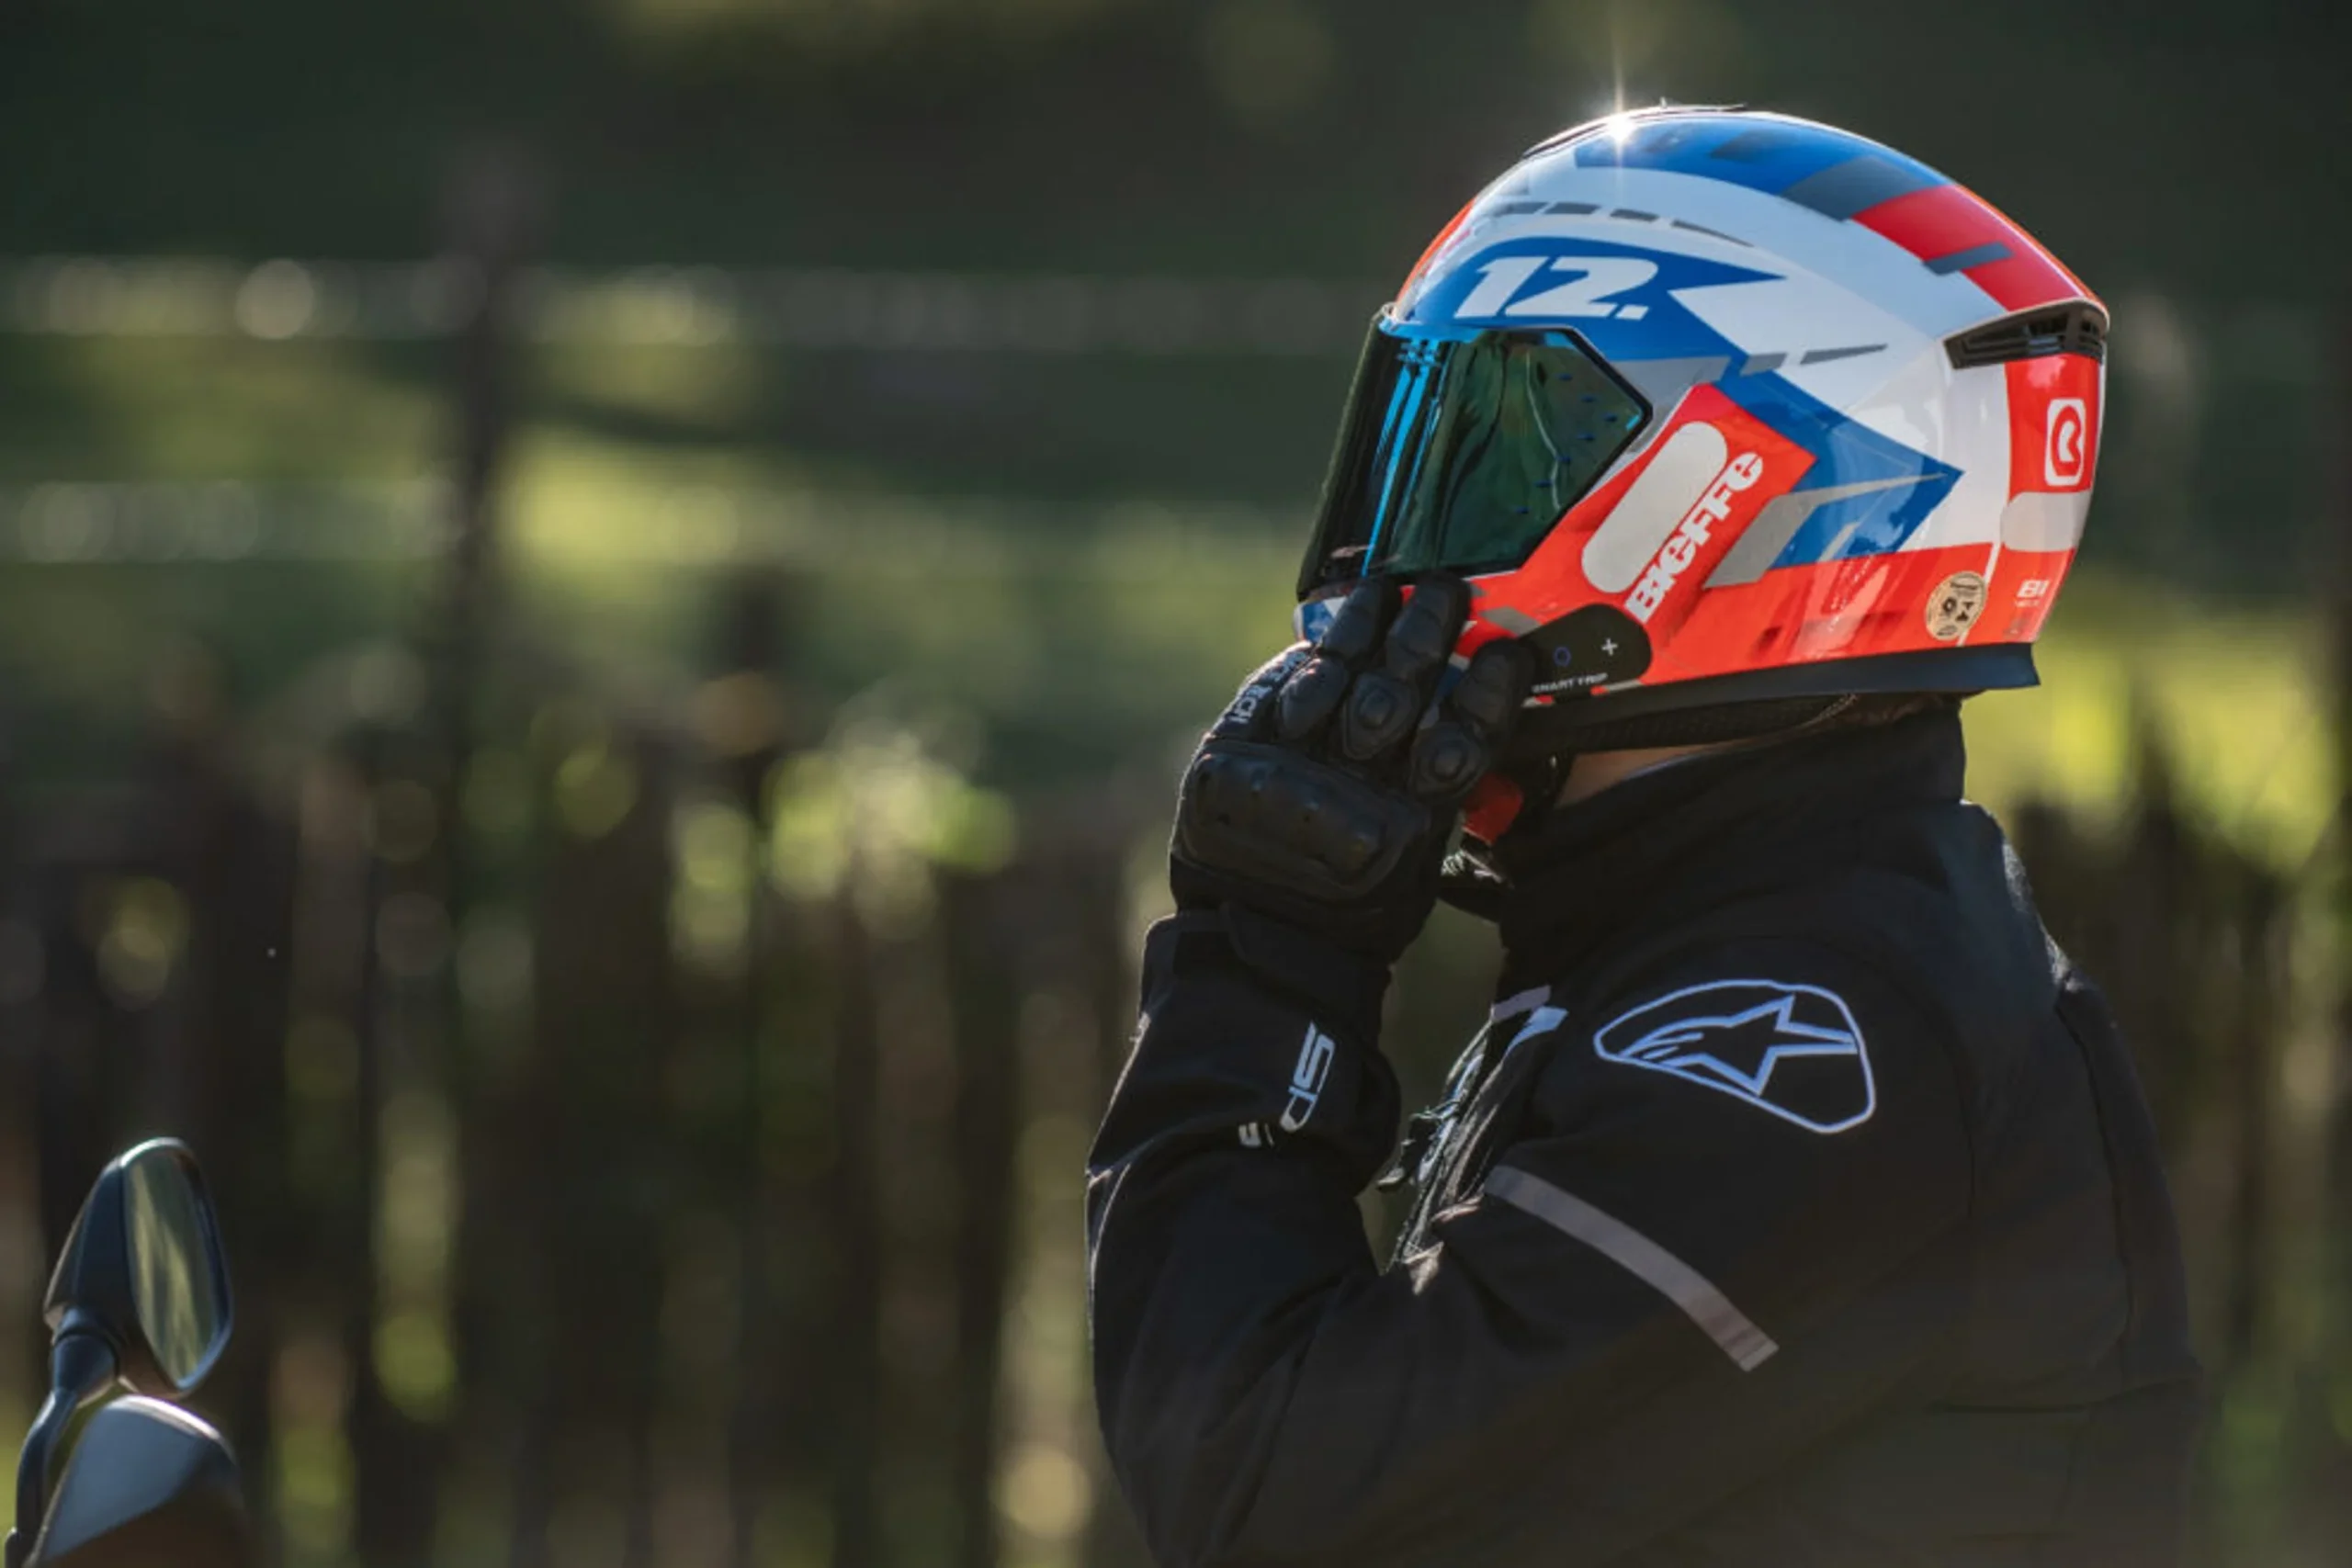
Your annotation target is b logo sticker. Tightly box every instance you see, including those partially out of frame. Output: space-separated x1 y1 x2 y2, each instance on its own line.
2044 398 2088 487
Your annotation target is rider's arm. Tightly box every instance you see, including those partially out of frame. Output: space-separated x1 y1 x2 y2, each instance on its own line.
1086 911 1973 1568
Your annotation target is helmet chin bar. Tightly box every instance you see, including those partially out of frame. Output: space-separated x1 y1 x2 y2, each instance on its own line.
1499 645 2035 766
1530 695 1857 761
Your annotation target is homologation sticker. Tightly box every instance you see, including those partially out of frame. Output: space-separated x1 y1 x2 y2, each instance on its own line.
1925 571 1987 642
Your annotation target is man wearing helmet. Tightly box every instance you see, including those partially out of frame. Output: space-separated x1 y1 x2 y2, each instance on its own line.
1088 109 2198 1566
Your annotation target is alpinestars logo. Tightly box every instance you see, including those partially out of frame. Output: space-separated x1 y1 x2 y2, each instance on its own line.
1592 980 1875 1133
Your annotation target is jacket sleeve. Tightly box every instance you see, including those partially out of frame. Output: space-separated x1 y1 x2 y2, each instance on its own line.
1087 912 1976 1568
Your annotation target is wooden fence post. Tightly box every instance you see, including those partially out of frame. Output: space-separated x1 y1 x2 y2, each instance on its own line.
941 870 1022 1568
2224 868 2282 1370
828 893 883 1568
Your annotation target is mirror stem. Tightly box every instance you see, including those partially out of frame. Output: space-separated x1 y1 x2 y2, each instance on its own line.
5 1328 118 1568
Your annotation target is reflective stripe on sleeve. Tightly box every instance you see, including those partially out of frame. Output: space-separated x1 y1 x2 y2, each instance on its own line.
1489 986 1555 1022
1484 1164 1781 1371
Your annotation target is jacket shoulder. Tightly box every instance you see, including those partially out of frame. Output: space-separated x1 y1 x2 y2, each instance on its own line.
1538 804 2054 1171
1536 921 1973 1169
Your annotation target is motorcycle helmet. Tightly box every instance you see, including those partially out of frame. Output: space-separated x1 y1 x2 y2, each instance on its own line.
1296 107 2105 765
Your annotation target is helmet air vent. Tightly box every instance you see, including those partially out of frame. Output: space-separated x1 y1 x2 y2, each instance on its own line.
1945 302 2108 369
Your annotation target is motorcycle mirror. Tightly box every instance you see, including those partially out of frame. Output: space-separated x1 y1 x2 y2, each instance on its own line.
23 1397 247 1568
40 1140 232 1399
7 1143 237 1568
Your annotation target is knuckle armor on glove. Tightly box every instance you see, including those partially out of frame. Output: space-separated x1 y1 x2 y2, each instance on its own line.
1170 576 1534 962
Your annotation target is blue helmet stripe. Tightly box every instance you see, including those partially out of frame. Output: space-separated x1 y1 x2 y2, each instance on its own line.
1567 115 1948 214
1716 373 1962 568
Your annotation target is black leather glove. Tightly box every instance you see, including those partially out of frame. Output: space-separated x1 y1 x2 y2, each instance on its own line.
1170 577 1534 965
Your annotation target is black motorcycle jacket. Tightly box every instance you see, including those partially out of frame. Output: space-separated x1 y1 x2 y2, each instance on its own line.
1088 707 2199 1567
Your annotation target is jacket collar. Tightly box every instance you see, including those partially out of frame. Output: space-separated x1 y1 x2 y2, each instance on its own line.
1487 708 1968 994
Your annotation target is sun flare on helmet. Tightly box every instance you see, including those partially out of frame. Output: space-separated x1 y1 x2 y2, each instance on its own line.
1296 107 2106 757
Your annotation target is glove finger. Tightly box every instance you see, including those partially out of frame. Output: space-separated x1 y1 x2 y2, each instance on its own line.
1338 577 1472 765
1406 639 1535 802
1273 653 1351 742
1336 670 1419 763
1208 644 1312 741
1380 576 1471 682
1447 638 1537 740
1316 579 1398 665
1276 578 1410 743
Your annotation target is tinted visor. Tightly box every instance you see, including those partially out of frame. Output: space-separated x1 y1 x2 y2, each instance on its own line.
1298 315 1650 597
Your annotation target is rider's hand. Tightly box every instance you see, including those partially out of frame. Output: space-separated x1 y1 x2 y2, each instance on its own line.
1170 576 1534 965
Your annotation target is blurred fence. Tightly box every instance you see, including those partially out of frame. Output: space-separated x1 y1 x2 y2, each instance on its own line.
0 206 1176 1568
0 593 1168 1568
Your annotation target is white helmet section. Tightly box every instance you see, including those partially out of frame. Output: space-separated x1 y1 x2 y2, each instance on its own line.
1389 112 2084 567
